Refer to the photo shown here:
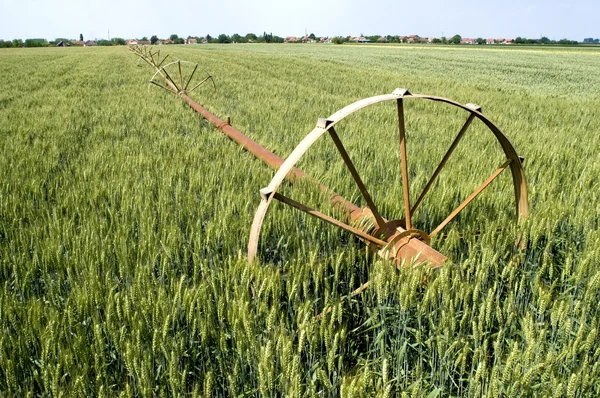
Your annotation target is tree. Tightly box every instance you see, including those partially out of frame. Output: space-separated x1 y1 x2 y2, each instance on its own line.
141 36 148 41
476 37 485 45
432 38 441 44
150 35 158 45
217 34 230 43
0 40 13 48
206 34 212 43
441 36 447 44
231 33 246 43
450 34 461 44
263 32 272 43
309 33 316 40
79 33 83 41
170 34 178 41
540 36 550 44
24 38 48 47
245 33 258 42
333 36 344 45
515 37 525 44
557 38 577 45
12 39 23 47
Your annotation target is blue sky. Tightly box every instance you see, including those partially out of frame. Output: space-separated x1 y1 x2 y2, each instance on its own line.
0 0 597 41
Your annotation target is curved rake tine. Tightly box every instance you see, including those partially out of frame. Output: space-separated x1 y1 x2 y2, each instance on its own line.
430 158 512 238
397 98 412 230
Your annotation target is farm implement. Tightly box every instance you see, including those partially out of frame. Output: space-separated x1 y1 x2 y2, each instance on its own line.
131 45 528 268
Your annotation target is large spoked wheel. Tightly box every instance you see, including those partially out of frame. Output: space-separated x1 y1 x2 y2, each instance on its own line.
248 89 529 266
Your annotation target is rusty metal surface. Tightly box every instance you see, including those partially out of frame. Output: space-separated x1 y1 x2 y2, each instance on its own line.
131 46 528 270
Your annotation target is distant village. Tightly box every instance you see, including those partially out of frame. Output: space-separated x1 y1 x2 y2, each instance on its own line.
284 34 516 44
1 32 591 49
70 34 585 47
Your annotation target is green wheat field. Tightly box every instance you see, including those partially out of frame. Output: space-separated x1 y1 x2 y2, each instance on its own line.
1 44 600 396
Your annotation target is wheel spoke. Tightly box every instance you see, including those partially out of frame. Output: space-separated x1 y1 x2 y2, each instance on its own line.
397 99 412 230
271 192 388 247
328 126 386 230
161 67 179 91
184 64 199 91
178 60 184 92
411 113 476 216
430 158 513 238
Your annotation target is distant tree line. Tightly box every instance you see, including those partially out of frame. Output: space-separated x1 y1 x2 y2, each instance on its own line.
147 32 285 44
0 38 47 48
210 32 284 43
0 37 128 47
97 38 127 46
514 36 578 45
0 33 591 48
329 34 581 45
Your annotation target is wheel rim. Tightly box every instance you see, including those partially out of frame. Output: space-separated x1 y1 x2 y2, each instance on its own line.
248 89 529 265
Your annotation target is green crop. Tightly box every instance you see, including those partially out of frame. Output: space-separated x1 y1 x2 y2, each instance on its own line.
1 44 599 396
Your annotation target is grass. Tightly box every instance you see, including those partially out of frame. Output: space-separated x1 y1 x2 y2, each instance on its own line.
1 43 600 396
